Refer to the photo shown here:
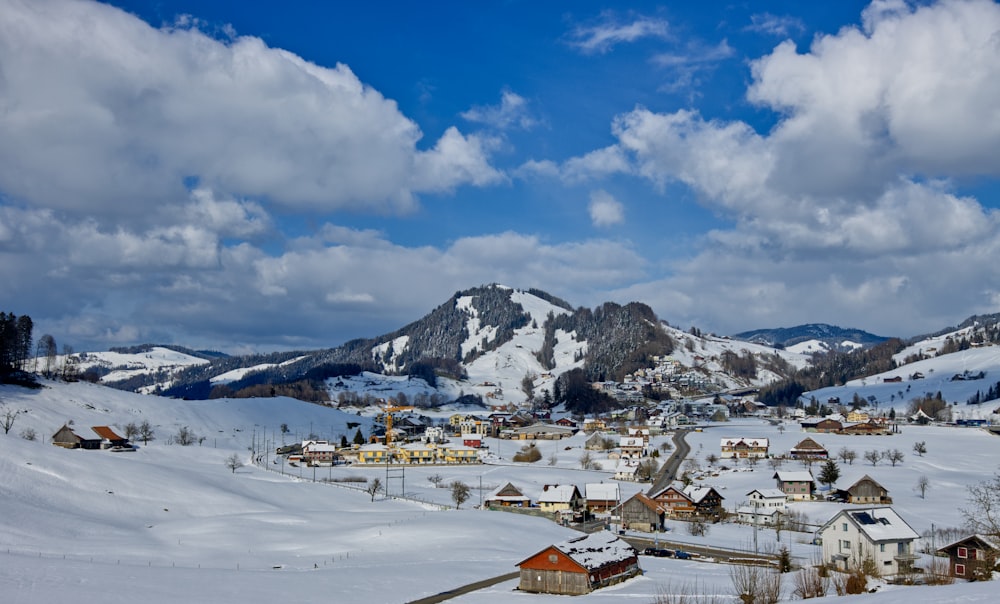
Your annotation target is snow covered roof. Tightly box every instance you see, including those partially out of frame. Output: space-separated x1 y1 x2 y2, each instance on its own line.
747 488 786 499
486 482 529 502
619 436 645 447
682 484 720 504
538 484 580 503
823 507 920 543
774 471 814 483
721 437 768 447
552 531 637 571
585 483 620 500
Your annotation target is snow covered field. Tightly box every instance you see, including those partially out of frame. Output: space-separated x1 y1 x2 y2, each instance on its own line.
1 379 999 602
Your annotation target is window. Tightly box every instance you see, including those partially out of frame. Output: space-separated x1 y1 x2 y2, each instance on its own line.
841 540 851 550
958 547 968 559
956 563 966 576
880 544 885 553
842 523 848 532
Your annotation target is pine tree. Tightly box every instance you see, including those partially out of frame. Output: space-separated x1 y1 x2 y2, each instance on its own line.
353 428 365 445
819 459 841 489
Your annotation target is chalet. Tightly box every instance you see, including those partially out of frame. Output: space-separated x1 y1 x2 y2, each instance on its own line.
485 482 531 508
846 411 870 423
582 418 607 432
936 534 1000 580
846 475 892 505
818 507 920 576
619 493 666 533
627 427 651 444
538 484 584 514
720 437 769 459
555 417 578 429
585 483 620 513
773 470 815 501
684 485 724 519
517 531 641 595
649 483 695 516
790 437 829 460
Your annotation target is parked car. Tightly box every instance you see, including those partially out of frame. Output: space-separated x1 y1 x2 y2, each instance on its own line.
673 549 691 559
643 548 673 557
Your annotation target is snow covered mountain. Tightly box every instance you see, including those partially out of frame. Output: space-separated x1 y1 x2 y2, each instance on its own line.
70 285 809 406
732 323 889 353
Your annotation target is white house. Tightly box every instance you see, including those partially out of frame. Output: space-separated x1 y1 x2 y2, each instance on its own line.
736 488 786 526
619 436 646 459
818 507 920 576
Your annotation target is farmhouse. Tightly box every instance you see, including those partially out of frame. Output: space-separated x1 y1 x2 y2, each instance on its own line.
789 437 828 460
516 531 641 595
737 488 787 526
720 437 769 459
818 507 919 576
936 534 1000 580
537 484 583 514
585 483 620 513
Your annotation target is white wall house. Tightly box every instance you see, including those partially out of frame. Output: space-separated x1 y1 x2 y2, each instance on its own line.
736 488 787 526
818 507 920 577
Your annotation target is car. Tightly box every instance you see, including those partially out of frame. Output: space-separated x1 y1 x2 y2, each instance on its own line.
643 548 673 557
673 549 691 559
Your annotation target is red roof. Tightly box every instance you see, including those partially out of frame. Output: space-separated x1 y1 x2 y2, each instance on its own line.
91 426 124 440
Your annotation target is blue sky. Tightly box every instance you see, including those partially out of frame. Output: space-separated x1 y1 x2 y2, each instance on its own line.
2 0 1000 353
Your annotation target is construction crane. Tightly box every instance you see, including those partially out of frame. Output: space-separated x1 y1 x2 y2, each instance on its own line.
379 399 414 449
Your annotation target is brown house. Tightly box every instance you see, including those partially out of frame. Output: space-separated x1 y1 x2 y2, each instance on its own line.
841 420 890 436
790 437 828 460
936 535 1000 580
773 470 815 501
649 483 696 516
517 532 641 595
847 475 892 504
485 482 531 507
51 424 100 449
801 418 843 433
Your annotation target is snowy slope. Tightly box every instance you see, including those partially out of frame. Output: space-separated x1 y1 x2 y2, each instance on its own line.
68 346 210 393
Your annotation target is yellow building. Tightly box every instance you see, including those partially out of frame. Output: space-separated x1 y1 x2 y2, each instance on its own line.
357 444 389 464
439 446 480 464
398 444 436 464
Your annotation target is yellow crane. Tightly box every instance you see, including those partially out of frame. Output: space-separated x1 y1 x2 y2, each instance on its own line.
380 399 414 449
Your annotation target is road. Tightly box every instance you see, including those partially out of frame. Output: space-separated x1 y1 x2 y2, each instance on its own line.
405 571 520 604
647 427 691 496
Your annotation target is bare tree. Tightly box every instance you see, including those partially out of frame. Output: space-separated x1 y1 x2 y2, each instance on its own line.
37 334 57 377
123 422 139 441
366 477 383 501
20 427 37 441
863 449 882 467
138 420 155 445
579 451 595 470
837 447 857 465
746 455 759 468
768 457 783 471
427 473 444 488
637 458 660 482
225 453 244 473
730 561 782 604
915 475 930 499
451 480 471 509
913 441 927 457
884 449 904 467
0 405 24 434
962 474 1000 536
705 453 719 467
175 425 196 446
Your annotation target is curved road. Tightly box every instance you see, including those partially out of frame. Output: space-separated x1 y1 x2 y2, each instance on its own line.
406 571 519 604
647 428 691 496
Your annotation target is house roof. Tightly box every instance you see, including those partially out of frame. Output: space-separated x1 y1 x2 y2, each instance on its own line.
538 484 580 503
747 488 786 499
91 426 124 440
822 507 919 542
774 471 814 483
683 485 722 504
619 436 645 447
791 437 827 451
737 505 782 517
586 483 620 501
846 474 886 492
487 482 529 502
721 437 769 447
551 531 637 571
937 534 1000 554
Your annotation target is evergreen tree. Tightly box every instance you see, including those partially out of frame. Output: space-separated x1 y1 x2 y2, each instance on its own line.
818 459 841 489
353 428 365 445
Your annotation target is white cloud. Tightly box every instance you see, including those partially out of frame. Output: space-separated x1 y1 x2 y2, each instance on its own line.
588 190 625 227
0 0 501 220
744 13 806 37
567 14 670 54
461 90 538 131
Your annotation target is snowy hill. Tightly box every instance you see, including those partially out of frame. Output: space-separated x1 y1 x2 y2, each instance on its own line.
70 346 210 393
733 323 889 353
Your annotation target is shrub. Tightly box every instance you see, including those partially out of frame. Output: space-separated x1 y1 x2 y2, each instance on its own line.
513 443 542 463
792 567 827 599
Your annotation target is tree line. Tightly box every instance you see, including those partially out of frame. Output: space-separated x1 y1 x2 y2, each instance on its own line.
0 312 34 375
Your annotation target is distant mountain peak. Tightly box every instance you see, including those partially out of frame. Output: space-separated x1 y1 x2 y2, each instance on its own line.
732 323 889 352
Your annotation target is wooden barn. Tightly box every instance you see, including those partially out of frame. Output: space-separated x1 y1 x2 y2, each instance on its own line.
517 531 641 595
790 437 828 460
484 482 530 508
936 534 1000 580
846 475 892 504
51 424 100 449
619 492 666 532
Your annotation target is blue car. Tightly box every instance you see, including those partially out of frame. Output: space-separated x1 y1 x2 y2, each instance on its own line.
674 549 691 559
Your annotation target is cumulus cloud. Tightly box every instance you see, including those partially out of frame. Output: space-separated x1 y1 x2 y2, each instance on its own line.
567 13 670 54
0 0 501 220
575 0 1000 335
588 190 625 227
461 90 538 131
